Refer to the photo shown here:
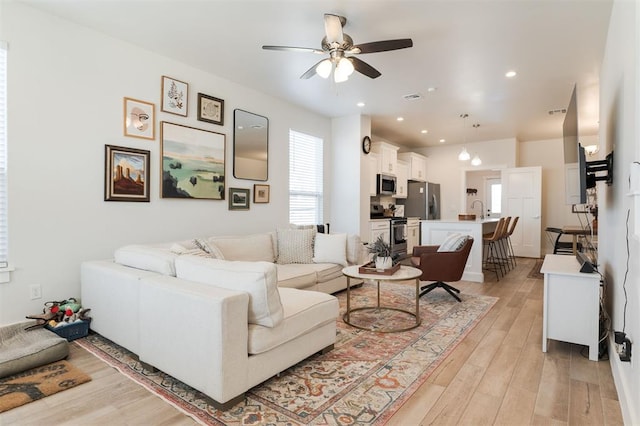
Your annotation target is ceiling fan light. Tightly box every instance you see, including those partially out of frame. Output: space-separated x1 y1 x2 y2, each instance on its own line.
471 155 482 166
334 57 354 82
458 147 470 161
316 59 332 79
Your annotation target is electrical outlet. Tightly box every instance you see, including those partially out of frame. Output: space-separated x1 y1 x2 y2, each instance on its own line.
29 284 41 300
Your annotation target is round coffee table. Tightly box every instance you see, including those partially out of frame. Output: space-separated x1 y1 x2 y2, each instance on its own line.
341 265 423 333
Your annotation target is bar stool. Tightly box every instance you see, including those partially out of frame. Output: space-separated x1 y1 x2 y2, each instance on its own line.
505 216 519 268
499 216 512 272
483 217 507 280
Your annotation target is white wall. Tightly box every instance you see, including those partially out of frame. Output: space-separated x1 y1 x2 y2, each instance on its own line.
598 0 639 422
0 2 331 324
519 138 583 253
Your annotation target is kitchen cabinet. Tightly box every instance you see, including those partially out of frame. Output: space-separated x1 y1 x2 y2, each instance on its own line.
368 153 379 196
371 142 399 176
394 160 408 198
406 217 420 254
398 152 427 181
369 220 390 247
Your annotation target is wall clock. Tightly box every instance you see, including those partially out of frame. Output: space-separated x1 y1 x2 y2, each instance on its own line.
362 136 372 154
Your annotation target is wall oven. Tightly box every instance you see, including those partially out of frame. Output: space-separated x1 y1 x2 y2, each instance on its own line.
376 174 397 196
390 217 407 257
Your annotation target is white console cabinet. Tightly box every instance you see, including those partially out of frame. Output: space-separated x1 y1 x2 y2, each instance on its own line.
540 254 601 361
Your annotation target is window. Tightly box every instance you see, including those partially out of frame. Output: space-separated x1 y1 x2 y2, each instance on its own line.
289 130 323 225
0 42 7 265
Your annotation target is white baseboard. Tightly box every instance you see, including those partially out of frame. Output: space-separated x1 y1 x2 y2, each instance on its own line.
608 333 638 425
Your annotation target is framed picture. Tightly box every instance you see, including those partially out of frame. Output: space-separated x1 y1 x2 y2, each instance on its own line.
161 76 188 116
123 97 155 140
197 93 224 125
253 184 270 203
229 188 250 210
160 121 226 199
105 145 150 202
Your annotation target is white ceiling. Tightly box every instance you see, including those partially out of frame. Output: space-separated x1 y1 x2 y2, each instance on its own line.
24 0 613 148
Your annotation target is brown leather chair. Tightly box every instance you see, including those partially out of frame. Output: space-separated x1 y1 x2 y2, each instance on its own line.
410 237 474 302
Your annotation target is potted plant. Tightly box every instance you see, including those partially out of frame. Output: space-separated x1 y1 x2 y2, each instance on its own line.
368 234 393 269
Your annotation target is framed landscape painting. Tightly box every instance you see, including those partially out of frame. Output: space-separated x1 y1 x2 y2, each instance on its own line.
229 188 249 210
104 145 150 202
160 121 226 199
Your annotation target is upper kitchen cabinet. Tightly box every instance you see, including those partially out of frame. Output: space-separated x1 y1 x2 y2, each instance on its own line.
371 142 399 176
398 152 427 182
394 160 408 198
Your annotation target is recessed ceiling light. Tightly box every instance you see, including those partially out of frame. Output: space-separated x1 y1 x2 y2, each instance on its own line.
427 87 437 92
505 70 517 78
421 129 428 134
357 102 365 107
397 117 404 122
439 139 446 143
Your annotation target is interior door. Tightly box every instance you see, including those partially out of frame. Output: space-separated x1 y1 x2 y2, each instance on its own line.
485 177 502 218
501 167 542 258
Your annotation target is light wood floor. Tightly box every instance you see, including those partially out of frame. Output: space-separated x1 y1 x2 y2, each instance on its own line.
0 258 623 425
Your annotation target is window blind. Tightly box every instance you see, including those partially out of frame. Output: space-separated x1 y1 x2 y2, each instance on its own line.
289 130 323 225
0 42 8 264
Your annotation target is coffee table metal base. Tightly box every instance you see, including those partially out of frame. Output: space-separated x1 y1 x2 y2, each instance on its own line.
343 273 422 333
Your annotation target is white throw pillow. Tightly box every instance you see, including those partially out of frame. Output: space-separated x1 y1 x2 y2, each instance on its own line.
313 233 348 266
437 233 469 252
175 256 283 328
276 228 315 264
346 234 363 264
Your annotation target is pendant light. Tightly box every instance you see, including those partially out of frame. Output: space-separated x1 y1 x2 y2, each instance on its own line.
458 114 470 161
470 123 482 166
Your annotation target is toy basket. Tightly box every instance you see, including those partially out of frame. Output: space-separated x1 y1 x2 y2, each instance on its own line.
45 319 91 341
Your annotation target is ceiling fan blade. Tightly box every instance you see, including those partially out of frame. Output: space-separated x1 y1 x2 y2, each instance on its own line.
350 38 413 54
324 14 345 45
300 59 326 79
262 45 324 54
350 57 381 79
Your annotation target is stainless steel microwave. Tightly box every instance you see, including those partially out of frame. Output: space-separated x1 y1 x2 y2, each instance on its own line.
376 173 397 195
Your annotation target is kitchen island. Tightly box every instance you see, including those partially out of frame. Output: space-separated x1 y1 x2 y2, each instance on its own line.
419 218 499 283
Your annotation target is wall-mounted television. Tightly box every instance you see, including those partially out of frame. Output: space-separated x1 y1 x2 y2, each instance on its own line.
563 84 613 205
563 85 587 204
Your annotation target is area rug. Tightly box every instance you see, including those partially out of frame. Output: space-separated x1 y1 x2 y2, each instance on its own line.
0 360 91 412
528 258 545 279
76 282 497 425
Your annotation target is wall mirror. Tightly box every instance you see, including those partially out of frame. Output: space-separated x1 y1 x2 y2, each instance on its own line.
233 109 268 181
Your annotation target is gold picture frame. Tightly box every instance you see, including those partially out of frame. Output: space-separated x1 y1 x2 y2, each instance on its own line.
123 97 155 140
161 75 188 116
253 184 270 203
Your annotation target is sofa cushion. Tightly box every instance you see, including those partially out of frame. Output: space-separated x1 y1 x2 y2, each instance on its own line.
208 233 275 262
114 245 179 276
276 228 315 264
309 263 343 283
346 234 363 264
247 288 338 355
313 233 347 266
275 264 317 289
175 256 283 328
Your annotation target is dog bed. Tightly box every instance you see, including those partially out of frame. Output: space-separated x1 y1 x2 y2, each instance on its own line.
0 321 69 378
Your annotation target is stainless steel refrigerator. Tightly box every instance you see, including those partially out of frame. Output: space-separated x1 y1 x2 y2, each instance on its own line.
403 181 441 220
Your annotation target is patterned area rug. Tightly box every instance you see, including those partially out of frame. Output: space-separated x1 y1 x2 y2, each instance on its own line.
76 282 497 425
0 360 91 412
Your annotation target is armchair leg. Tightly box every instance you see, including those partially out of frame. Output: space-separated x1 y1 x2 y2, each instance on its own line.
420 281 462 302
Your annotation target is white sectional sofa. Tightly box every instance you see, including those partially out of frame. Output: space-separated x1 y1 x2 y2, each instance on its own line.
81 228 364 409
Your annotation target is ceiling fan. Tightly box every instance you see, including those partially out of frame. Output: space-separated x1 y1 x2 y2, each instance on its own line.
262 13 413 82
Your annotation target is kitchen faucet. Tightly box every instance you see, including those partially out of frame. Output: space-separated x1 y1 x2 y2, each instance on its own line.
471 199 485 219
